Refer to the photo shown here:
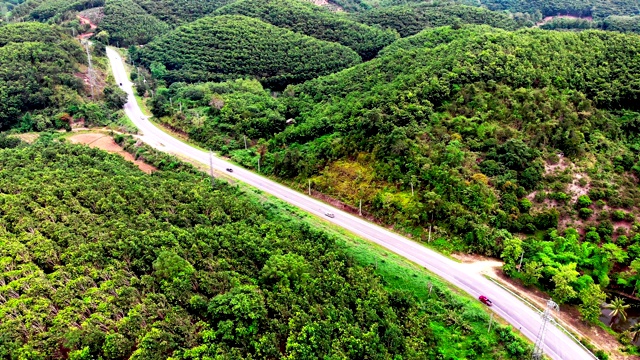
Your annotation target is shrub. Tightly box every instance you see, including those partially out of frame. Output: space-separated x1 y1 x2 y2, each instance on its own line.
616 235 629 247
612 210 628 221
579 208 594 219
520 198 532 213
576 195 592 208
585 231 601 243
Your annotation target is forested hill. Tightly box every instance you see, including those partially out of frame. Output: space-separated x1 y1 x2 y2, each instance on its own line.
99 0 170 47
0 22 85 130
354 3 529 37
0 139 530 359
480 0 639 19
152 26 640 320
135 15 362 89
213 0 397 60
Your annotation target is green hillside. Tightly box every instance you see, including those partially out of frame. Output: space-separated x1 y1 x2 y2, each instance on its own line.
354 3 528 37
481 0 640 19
0 139 530 359
135 0 233 24
12 0 102 21
0 23 85 130
99 0 170 46
135 15 362 89
214 0 397 60
151 26 640 325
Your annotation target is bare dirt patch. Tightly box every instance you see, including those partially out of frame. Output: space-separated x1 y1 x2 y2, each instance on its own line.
69 133 155 174
304 0 343 11
78 7 104 27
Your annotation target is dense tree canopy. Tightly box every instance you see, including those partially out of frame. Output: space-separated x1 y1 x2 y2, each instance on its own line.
214 0 397 60
0 139 530 359
135 0 233 24
12 0 103 21
98 0 170 46
354 3 528 37
480 0 640 19
135 15 362 89
0 23 86 130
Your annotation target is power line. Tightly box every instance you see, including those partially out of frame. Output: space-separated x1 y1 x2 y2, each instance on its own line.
533 299 559 360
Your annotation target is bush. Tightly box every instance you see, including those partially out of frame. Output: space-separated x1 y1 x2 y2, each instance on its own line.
579 208 594 219
585 231 601 243
577 195 593 208
612 210 628 221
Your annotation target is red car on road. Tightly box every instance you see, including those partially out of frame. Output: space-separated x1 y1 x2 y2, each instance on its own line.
479 295 493 306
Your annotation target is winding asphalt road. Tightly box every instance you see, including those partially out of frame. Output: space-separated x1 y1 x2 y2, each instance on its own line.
106 47 594 360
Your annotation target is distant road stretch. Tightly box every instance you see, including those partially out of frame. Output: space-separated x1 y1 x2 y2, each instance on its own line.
106 47 595 360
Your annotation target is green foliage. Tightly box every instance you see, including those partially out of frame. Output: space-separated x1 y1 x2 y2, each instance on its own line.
151 26 640 262
0 21 62 45
135 0 234 24
579 284 606 323
102 85 127 109
606 297 630 325
13 0 103 21
602 15 640 33
521 261 543 286
331 0 369 12
136 15 362 90
552 262 579 303
0 22 87 130
579 207 594 220
540 16 600 30
480 0 640 19
99 0 170 46
214 0 397 60
0 141 527 359
577 195 593 208
355 3 528 37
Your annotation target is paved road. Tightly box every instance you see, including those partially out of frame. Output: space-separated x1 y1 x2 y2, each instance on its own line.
106 47 594 360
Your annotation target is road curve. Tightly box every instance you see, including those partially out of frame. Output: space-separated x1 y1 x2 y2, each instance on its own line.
106 47 594 360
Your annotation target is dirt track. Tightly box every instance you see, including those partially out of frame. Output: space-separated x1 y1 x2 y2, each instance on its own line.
69 133 155 174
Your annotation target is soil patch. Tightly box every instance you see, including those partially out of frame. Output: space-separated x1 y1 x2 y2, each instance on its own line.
305 0 343 11
69 133 155 174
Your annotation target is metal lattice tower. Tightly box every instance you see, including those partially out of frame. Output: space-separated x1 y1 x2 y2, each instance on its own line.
532 299 560 360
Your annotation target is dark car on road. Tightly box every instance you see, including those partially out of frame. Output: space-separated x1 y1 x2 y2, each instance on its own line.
226 168 233 172
479 295 493 306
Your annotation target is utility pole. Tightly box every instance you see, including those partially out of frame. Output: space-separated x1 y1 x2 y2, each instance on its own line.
427 281 433 297
359 199 362 216
257 157 260 173
532 299 559 360
518 251 525 272
411 182 414 196
244 136 247 149
83 40 95 98
308 179 311 196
